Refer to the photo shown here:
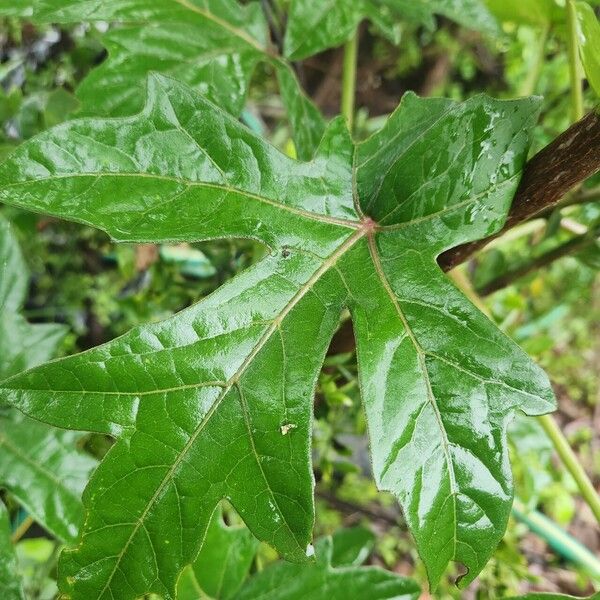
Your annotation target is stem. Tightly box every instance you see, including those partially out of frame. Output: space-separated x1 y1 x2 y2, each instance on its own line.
477 226 600 296
11 515 33 543
512 499 600 580
537 414 600 526
566 0 584 122
439 110 600 271
341 30 358 133
519 22 549 97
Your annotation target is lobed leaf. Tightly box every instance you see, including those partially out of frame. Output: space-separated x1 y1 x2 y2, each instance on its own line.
0 75 555 598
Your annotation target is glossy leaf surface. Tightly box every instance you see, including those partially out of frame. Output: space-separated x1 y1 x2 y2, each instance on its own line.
0 0 324 159
0 502 24 600
0 0 266 118
0 412 97 543
0 75 555 598
576 2 600 97
0 215 96 543
284 0 499 60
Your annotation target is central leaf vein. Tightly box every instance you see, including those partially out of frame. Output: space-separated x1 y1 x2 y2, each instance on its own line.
365 232 458 558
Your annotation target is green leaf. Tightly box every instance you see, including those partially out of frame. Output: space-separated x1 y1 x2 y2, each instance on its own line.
575 1 600 97
178 517 417 600
0 215 27 315
0 75 555 598
235 536 420 600
274 61 327 160
284 0 499 61
0 0 266 118
0 215 96 543
0 0 324 159
177 506 259 600
485 0 562 26
0 502 25 600
329 526 375 567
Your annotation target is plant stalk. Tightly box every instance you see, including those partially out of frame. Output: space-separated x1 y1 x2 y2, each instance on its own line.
341 30 359 133
512 499 600 580
439 110 600 270
477 225 600 296
566 0 584 122
537 414 600 526
11 515 33 543
519 22 550 97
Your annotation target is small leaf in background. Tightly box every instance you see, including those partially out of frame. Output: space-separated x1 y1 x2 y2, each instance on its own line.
329 526 375 567
274 62 327 160
575 2 600 97
485 0 562 27
16 538 60 600
178 506 259 600
235 535 421 600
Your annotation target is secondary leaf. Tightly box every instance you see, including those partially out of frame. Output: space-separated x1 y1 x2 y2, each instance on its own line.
0 411 98 543
0 0 325 160
235 536 421 600
0 75 555 598
575 2 600 97
0 501 25 600
0 214 96 543
178 506 259 600
0 0 267 118
329 526 375 567
284 0 499 61
178 514 418 600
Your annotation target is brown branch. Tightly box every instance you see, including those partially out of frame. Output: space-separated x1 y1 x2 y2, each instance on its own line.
439 109 600 270
316 490 401 526
329 110 600 355
477 226 600 296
